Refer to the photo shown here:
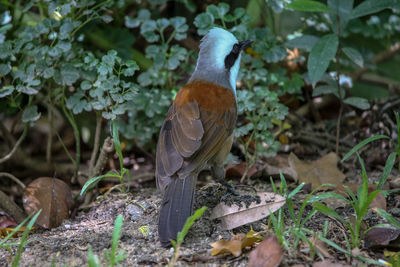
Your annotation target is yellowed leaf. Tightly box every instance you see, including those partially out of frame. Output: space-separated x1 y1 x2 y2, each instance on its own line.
211 229 263 257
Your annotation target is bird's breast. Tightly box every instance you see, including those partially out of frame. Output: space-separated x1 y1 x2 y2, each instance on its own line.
174 81 236 113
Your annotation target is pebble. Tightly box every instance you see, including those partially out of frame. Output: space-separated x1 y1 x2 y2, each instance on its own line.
389 207 400 217
126 204 144 221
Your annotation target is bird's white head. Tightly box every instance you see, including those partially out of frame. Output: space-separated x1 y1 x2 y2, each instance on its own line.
189 27 252 94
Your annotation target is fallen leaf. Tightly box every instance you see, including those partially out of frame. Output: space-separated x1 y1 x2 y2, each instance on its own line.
288 152 345 189
210 192 286 230
363 227 400 248
248 234 283 267
335 184 387 210
263 154 297 181
23 177 73 229
211 229 262 257
311 236 332 258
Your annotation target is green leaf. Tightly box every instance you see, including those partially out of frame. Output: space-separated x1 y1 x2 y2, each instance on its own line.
0 63 11 75
22 105 41 123
313 203 345 223
194 13 214 35
156 18 170 31
308 34 338 86
342 135 390 162
80 172 120 196
123 60 139 76
342 47 364 67
286 0 332 13
351 0 397 19
110 215 126 263
377 208 400 228
61 64 80 86
344 97 370 110
81 80 92 90
328 0 354 27
378 152 397 190
0 85 14 98
285 35 319 52
176 207 207 245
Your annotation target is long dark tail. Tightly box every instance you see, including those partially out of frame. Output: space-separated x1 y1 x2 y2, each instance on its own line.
158 174 196 247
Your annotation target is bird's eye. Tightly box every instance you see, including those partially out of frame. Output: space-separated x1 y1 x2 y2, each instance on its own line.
233 43 239 53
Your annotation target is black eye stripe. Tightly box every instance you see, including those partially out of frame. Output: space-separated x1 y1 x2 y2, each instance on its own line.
224 43 240 69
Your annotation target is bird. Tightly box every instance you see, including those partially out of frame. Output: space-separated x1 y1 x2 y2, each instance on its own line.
156 27 252 247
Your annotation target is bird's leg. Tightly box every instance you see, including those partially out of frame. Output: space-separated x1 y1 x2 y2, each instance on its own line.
211 164 239 196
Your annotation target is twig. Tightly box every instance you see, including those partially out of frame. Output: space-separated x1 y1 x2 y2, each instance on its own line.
335 14 343 156
46 101 53 164
352 42 400 81
88 112 102 177
61 101 80 179
0 124 28 164
93 137 114 178
0 189 26 224
0 172 26 189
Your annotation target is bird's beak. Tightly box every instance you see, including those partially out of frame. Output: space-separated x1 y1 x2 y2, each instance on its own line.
239 40 253 51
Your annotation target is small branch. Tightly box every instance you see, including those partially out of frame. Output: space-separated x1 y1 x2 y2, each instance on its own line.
92 137 114 178
0 124 28 164
0 189 26 224
88 112 102 177
352 41 400 81
46 101 54 164
0 172 26 189
61 101 80 179
335 15 343 156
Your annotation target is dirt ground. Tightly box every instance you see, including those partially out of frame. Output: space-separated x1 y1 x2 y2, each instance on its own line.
1 168 398 266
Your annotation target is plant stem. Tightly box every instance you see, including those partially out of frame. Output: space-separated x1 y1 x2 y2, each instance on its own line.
0 124 28 164
61 101 80 179
89 112 102 177
335 15 343 156
46 100 53 164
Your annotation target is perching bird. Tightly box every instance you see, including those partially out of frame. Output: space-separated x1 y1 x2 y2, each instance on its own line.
156 27 252 247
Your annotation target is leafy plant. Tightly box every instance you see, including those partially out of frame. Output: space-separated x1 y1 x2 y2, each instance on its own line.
269 172 332 258
88 214 126 267
80 120 129 196
285 0 398 154
168 206 207 267
313 153 398 253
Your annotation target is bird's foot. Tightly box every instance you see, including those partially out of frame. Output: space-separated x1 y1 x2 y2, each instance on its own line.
216 178 239 197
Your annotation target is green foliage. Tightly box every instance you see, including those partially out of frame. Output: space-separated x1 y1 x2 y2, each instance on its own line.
313 154 398 250
269 173 334 258
286 0 399 109
88 214 127 267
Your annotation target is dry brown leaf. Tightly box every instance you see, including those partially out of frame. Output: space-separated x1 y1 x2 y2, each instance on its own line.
311 236 332 258
248 234 283 267
23 177 73 229
210 192 286 230
263 154 297 182
211 229 262 257
363 227 400 248
288 152 345 189
335 184 387 210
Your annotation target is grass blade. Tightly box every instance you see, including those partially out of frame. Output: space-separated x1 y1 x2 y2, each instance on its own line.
341 135 389 162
